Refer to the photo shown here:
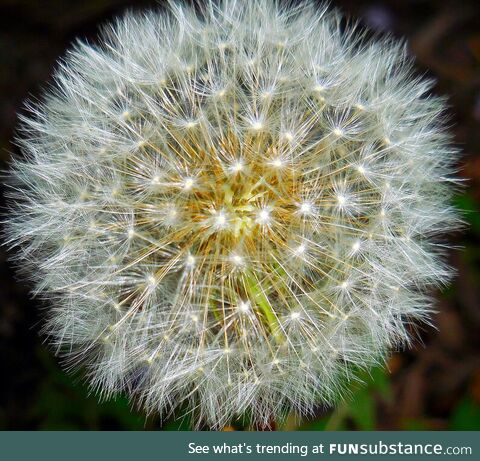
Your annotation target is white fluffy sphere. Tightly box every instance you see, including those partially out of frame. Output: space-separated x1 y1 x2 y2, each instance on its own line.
5 0 458 428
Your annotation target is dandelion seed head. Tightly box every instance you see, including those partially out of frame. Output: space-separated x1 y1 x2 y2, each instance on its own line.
356 165 366 175
251 121 264 131
299 201 313 216
238 301 251 313
256 208 271 224
186 254 196 268
271 158 284 168
295 244 306 255
4 0 459 429
333 128 344 137
214 211 228 228
230 254 244 266
230 160 244 173
183 177 195 190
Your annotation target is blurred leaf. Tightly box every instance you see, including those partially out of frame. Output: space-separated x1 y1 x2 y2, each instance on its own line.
349 386 376 430
348 366 391 429
450 397 480 430
33 348 148 430
296 366 392 430
162 413 192 431
454 193 480 234
367 366 393 401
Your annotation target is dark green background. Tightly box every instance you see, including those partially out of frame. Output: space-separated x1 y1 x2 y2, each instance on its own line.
0 0 479 430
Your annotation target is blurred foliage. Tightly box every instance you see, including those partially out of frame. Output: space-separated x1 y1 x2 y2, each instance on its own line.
298 367 395 431
1 0 479 430
32 349 153 430
22 352 480 430
455 193 480 236
449 397 480 430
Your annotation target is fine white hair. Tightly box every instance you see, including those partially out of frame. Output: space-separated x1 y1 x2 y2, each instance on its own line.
5 0 459 429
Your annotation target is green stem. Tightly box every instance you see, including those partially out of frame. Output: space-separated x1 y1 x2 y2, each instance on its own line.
244 270 284 344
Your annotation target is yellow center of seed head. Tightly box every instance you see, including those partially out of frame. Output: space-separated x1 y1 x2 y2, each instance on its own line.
146 132 315 341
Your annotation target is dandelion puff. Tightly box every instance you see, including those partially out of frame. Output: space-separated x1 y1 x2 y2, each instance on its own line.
4 0 460 429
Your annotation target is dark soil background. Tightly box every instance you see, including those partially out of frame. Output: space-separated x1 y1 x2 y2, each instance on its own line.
1 0 479 430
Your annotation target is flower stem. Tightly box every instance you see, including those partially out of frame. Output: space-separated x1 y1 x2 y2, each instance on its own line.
244 270 284 344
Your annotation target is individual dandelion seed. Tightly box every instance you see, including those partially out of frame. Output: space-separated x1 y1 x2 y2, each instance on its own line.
4 0 460 429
